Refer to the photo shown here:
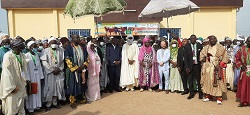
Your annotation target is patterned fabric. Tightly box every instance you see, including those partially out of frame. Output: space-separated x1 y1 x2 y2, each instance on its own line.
138 37 152 61
200 44 228 96
64 0 126 18
138 48 159 88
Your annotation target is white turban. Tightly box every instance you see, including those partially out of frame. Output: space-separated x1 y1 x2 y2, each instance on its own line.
237 34 245 41
48 37 57 43
225 37 232 41
126 34 134 40
27 41 35 49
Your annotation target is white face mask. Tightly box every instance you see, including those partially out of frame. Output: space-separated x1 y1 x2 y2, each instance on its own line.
138 43 142 47
94 44 98 47
172 44 177 48
127 39 133 45
51 44 58 49
100 42 105 46
38 46 43 50
237 41 241 46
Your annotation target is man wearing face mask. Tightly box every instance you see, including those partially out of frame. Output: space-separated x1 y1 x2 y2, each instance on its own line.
98 37 109 94
233 36 245 92
184 35 203 99
40 37 65 111
120 35 139 91
224 37 234 90
137 39 143 49
235 36 250 107
0 35 11 111
25 41 44 114
0 40 28 115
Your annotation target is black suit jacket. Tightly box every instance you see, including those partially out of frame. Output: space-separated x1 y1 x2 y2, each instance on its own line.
177 46 186 71
184 43 203 71
106 43 122 66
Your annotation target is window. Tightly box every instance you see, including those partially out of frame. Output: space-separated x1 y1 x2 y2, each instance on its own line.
67 29 91 38
160 28 181 39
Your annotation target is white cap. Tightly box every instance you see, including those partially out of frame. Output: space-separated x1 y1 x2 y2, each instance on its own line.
27 41 35 49
225 37 232 41
110 36 114 39
237 34 245 41
48 37 57 43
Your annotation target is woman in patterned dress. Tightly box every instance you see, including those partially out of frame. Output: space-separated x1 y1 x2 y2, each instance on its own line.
138 37 159 92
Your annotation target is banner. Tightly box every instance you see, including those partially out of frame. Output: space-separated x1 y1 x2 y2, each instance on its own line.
96 23 160 36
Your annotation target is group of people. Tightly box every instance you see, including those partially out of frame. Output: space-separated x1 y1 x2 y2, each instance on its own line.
0 32 250 115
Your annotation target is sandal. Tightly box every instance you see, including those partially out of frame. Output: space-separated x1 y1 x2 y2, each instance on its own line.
70 104 77 109
238 103 244 107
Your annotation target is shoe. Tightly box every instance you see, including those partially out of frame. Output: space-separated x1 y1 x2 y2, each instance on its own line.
70 104 77 109
140 88 144 92
203 98 210 102
238 103 244 107
131 88 135 92
109 90 113 93
165 90 169 94
115 89 122 92
187 94 194 100
28 112 35 115
199 93 203 99
51 105 61 109
125 88 129 92
45 107 51 112
155 89 161 92
181 91 189 95
148 88 153 92
217 100 222 105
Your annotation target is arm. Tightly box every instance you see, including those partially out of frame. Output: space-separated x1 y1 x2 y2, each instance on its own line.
156 50 161 63
64 47 79 72
177 48 181 68
40 51 54 74
235 48 243 69
163 49 170 63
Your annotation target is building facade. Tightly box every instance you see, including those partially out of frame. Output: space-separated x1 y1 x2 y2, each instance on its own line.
1 0 243 39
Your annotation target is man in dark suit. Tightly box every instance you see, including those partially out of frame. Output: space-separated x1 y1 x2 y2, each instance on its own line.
106 37 122 93
184 35 203 99
177 38 189 95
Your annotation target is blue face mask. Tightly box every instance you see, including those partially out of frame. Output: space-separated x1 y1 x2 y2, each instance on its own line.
3 45 10 49
32 48 38 53
22 49 28 54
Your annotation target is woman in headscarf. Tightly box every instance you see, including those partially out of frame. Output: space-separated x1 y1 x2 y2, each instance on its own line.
85 41 101 102
169 40 184 93
138 37 159 92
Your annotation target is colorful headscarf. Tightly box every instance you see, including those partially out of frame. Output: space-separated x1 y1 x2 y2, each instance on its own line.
170 40 178 59
138 37 153 61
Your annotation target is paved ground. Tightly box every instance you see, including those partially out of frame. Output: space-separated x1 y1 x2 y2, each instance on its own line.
38 91 250 115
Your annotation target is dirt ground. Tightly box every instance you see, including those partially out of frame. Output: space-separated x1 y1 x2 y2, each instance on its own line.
38 91 250 115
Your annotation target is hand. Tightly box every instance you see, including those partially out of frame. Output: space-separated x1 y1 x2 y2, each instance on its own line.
233 63 236 69
128 60 135 65
186 68 190 74
214 65 219 71
241 65 247 71
178 67 181 72
149 63 153 68
140 62 146 67
52 70 60 75
160 62 164 67
114 61 121 65
228 60 231 64
76 66 83 73
172 62 177 68
202 57 206 62
12 87 20 94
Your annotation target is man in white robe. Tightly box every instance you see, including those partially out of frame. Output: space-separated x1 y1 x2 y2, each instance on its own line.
0 40 27 115
120 35 139 91
25 41 44 114
40 37 65 111
224 38 234 90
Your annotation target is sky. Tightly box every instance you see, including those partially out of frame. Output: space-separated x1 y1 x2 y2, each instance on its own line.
0 0 250 37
